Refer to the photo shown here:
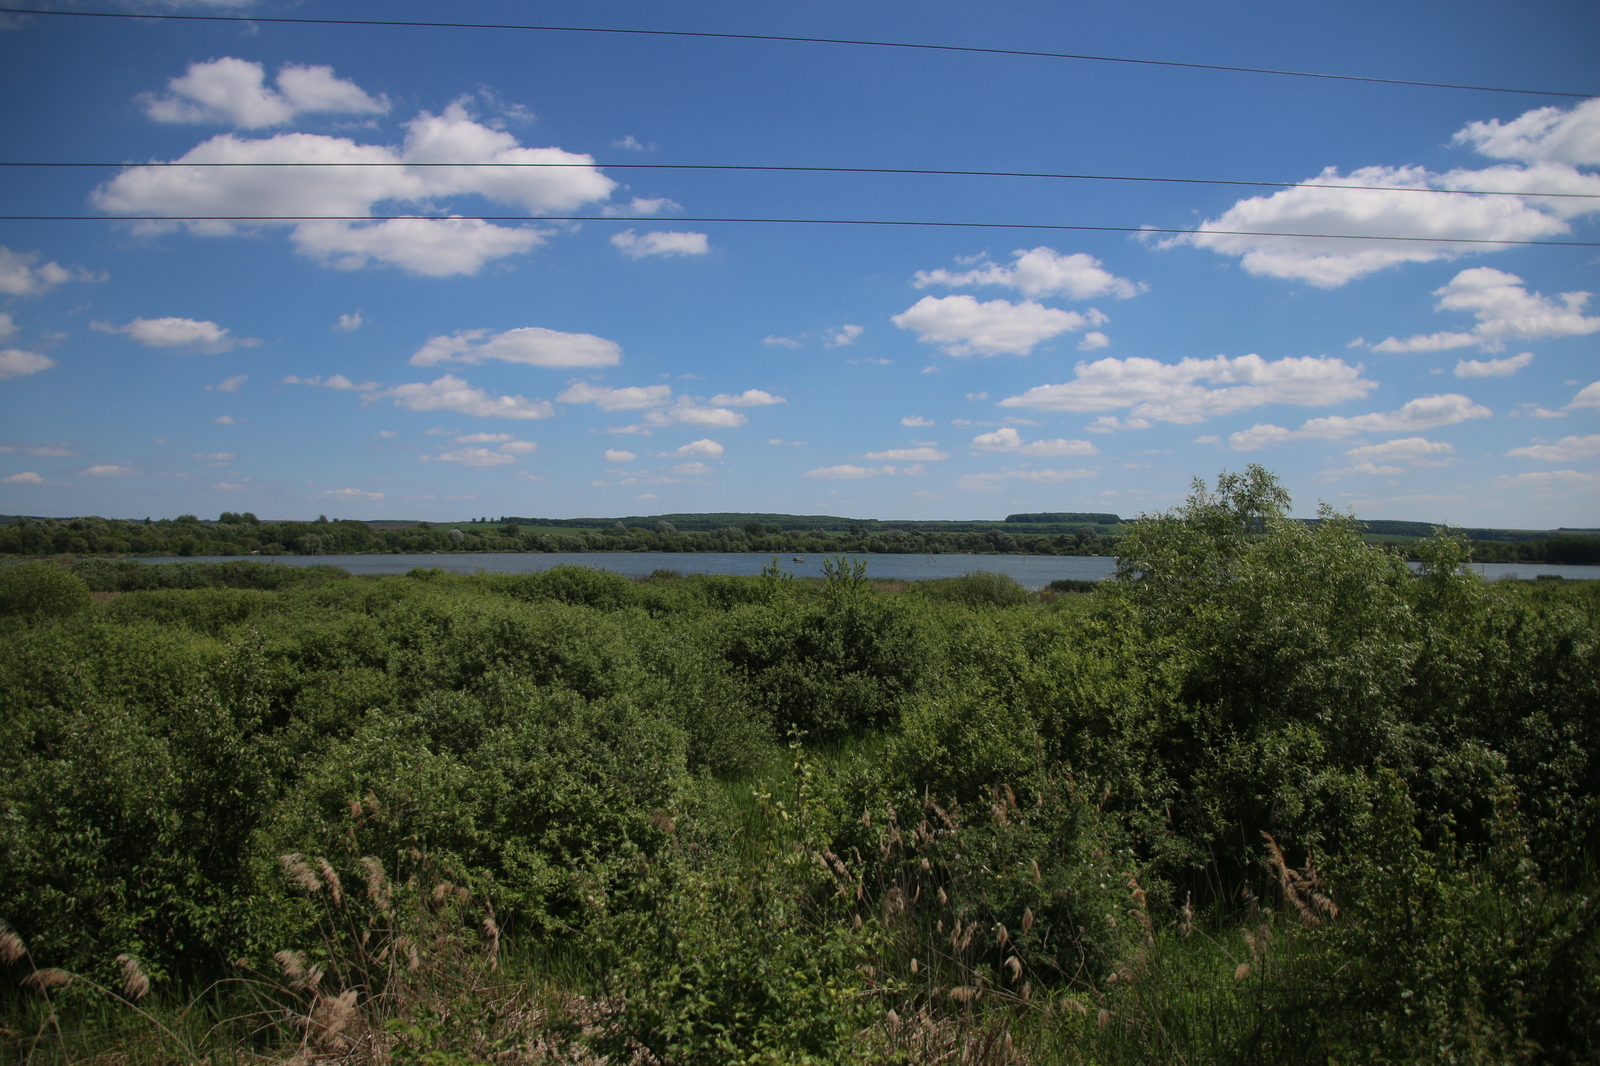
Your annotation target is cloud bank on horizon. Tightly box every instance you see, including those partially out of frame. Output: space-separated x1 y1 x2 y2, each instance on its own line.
1 0 1595 528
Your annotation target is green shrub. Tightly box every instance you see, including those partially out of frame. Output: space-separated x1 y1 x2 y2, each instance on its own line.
1045 577 1103 594
71 557 350 593
0 560 91 619
493 564 639 611
915 569 1033 608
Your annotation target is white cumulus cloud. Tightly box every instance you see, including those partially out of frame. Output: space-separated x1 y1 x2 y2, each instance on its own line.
1453 98 1600 166
380 375 554 420
333 312 364 333
859 447 950 462
601 196 681 217
823 324 864 347
1343 437 1456 463
804 464 924 479
320 487 384 501
1373 269 1599 352
1170 100 1600 287
0 349 55 379
1328 462 1406 477
1455 352 1535 377
1297 394 1489 438
611 230 710 258
140 58 389 128
557 383 673 411
914 247 1142 299
632 400 748 430
664 439 724 458
1174 166 1576 287
1566 382 1600 410
96 100 615 276
0 246 102 297
1229 394 1492 450
707 389 785 407
603 449 637 463
293 218 549 277
1496 469 1600 490
1001 353 1374 424
92 316 258 354
81 463 141 477
283 374 379 390
893 295 1103 356
970 427 1099 456
1505 434 1600 461
412 327 622 369
429 438 537 466
901 416 935 427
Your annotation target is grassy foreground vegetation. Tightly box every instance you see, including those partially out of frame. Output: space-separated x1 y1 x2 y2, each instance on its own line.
1 467 1596 1064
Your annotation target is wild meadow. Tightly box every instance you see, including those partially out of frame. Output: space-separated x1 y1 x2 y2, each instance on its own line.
1 468 1596 1064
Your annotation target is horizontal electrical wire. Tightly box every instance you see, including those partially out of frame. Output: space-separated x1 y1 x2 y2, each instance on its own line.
3 213 1594 246
2 160 1594 200
2 7 1593 99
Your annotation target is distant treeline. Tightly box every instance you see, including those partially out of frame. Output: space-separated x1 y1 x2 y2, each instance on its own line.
2 511 1596 564
0 512 1121 558
499 510 1126 535
1457 534 1600 565
1346 518 1600 543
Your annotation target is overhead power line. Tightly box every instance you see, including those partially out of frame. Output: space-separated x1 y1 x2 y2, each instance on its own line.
3 7 1594 99
3 213 1594 246
2 160 1594 200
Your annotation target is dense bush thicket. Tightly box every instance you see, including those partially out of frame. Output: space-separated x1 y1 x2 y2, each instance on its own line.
2 468 1596 1064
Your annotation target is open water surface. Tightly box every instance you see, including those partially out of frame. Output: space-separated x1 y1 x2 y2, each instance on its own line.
131 552 1596 585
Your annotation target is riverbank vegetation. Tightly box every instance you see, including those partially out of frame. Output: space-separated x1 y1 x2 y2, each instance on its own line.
0 511 1121 559
2 468 1596 1063
4 508 1596 565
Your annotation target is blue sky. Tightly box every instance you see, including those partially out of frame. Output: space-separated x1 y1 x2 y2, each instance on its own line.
1 0 1596 526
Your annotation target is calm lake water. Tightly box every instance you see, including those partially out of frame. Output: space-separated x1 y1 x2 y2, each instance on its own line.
134 552 1597 585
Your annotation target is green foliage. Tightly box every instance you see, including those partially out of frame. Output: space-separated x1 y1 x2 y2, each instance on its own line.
0 509 1134 559
913 570 1033 609
0 560 91 620
2 471 1598 1063
721 558 929 741
72 557 351 592
1044 577 1102 594
594 824 877 1062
